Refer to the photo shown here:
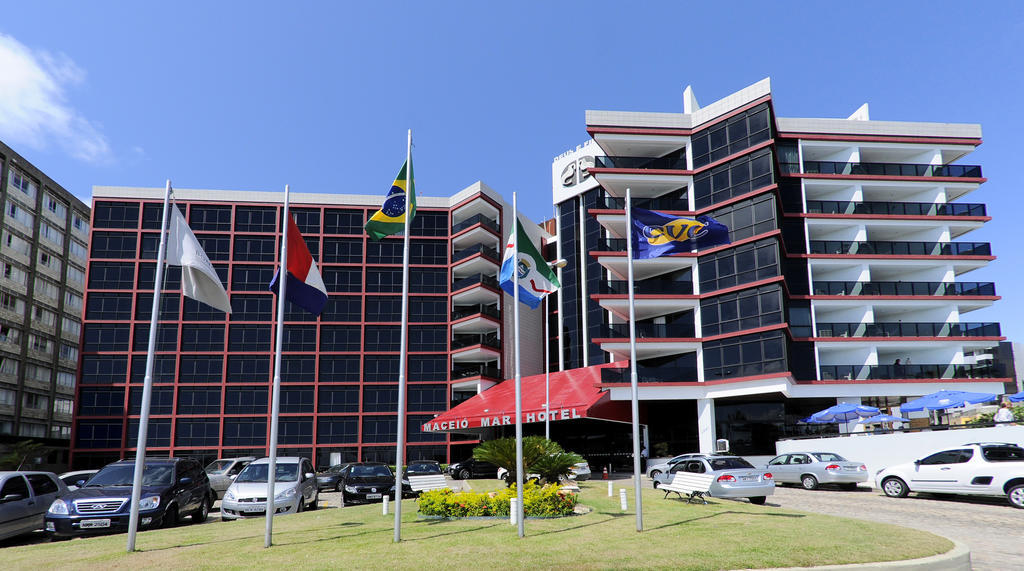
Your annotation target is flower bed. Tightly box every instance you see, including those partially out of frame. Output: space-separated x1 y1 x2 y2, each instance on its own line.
417 481 577 518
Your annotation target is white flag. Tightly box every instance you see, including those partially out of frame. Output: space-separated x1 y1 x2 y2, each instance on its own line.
166 206 232 313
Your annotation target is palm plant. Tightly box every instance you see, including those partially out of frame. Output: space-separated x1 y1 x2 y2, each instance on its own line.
473 436 583 485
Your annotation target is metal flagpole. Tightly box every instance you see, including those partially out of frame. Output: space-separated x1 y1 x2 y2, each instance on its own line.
544 295 550 440
393 129 413 542
265 184 291 548
512 193 525 538
126 180 173 552
625 188 643 532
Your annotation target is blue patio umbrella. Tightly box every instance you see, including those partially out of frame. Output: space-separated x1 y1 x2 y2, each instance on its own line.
899 389 997 412
1008 391 1024 403
809 403 880 422
799 416 832 424
855 413 910 424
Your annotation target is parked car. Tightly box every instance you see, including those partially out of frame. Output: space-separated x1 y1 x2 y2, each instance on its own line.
221 457 318 520
45 458 213 539
205 457 255 500
336 462 409 504
316 463 351 492
875 442 1024 508
0 471 66 541
569 461 591 481
646 453 702 479
447 458 499 480
766 452 868 490
405 461 443 478
652 454 775 505
58 470 98 492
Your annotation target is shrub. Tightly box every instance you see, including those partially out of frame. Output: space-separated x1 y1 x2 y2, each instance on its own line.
473 436 583 485
417 481 577 518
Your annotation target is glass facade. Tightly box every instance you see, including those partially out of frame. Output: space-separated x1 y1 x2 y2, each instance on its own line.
71 192 508 469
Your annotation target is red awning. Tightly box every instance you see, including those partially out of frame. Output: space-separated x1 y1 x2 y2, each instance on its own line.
421 362 631 433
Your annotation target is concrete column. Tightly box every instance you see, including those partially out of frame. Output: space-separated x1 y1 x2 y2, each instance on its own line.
697 398 716 453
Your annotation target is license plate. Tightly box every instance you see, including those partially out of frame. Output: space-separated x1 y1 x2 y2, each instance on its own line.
80 519 111 529
243 505 266 513
366 493 382 499
741 475 758 481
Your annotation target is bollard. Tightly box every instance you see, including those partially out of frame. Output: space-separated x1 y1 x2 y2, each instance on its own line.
619 489 627 511
607 481 613 497
382 495 389 515
602 466 608 480
509 497 519 525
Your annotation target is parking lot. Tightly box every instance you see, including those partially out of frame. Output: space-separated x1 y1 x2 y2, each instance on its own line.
4 477 1021 570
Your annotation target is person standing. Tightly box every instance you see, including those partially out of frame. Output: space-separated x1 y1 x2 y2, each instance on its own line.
994 402 1015 425
640 446 649 472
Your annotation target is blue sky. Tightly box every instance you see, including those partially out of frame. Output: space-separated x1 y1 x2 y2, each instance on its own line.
1 1 1022 341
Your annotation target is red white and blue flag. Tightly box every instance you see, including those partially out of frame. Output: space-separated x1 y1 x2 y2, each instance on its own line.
269 215 328 316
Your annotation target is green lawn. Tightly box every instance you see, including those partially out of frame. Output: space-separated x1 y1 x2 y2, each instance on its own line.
5 481 950 570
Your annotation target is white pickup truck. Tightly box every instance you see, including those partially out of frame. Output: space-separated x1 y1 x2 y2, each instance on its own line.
875 442 1024 508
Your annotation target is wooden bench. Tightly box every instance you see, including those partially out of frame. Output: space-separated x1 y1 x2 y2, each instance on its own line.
659 472 716 504
407 474 450 494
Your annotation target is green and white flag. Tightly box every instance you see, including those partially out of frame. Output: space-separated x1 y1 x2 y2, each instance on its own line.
498 219 560 309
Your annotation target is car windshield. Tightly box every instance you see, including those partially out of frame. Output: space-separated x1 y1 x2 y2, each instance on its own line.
87 464 174 487
407 463 440 474
708 458 754 471
235 463 299 483
350 465 392 478
205 460 232 474
812 453 846 462
982 446 1024 461
327 465 347 473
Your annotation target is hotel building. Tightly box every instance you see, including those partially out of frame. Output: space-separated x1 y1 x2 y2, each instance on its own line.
549 78 1008 456
1 141 90 451
70 183 546 468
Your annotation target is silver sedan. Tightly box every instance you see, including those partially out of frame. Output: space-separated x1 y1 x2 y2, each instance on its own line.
653 455 775 504
766 452 868 490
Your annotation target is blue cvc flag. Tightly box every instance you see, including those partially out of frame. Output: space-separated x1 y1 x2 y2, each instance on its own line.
629 207 730 259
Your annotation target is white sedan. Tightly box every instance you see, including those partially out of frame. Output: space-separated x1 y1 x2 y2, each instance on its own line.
875 442 1024 508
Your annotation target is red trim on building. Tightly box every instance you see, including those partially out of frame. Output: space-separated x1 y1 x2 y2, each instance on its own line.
776 133 982 146
787 173 987 184
792 295 1000 302
793 254 995 262
787 213 991 223
795 336 1005 343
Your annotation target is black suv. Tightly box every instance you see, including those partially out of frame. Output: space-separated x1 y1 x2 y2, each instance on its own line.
45 457 215 539
447 458 498 480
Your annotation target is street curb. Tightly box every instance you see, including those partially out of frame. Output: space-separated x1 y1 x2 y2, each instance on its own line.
744 539 970 571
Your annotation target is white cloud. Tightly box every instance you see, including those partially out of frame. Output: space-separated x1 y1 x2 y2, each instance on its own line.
0 33 112 164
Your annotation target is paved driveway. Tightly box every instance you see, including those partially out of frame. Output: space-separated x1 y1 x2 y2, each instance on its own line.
764 485 1022 571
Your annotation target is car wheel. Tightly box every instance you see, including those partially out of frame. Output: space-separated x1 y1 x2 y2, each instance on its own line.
335 481 344 493
193 496 211 523
649 470 661 479
163 504 180 528
882 477 909 498
801 475 819 490
652 480 660 489
458 469 471 480
749 496 767 505
308 491 319 510
1008 484 1024 509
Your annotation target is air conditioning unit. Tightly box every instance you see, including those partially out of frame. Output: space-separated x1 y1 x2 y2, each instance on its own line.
715 439 730 453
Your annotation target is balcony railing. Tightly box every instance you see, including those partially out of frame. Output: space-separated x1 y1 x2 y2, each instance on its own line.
808 240 991 256
819 362 1004 381
812 281 996 296
594 155 688 170
451 304 500 321
599 322 696 339
451 364 502 380
801 161 982 178
452 332 501 351
601 367 699 384
452 213 499 235
805 200 986 217
453 243 499 263
596 194 690 211
452 273 499 292
596 280 694 295
815 322 1001 338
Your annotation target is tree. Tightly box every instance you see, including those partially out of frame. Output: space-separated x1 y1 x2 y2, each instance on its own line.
473 436 583 485
0 440 47 470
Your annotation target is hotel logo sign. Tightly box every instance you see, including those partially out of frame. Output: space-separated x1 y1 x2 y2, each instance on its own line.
421 407 583 432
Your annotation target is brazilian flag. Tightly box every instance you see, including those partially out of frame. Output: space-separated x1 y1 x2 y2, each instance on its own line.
365 158 416 241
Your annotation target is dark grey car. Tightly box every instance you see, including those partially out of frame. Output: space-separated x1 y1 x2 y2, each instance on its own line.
0 471 67 541
205 457 255 500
